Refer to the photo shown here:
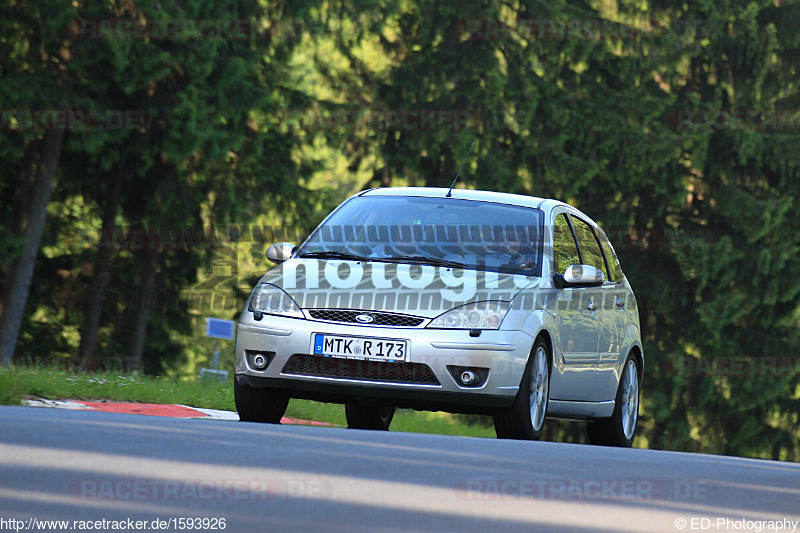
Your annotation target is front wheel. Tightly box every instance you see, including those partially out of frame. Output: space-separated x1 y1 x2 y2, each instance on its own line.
234 379 289 423
494 337 550 440
345 403 395 430
587 357 639 447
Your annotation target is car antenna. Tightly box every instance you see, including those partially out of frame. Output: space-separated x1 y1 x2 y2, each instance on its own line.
446 139 476 197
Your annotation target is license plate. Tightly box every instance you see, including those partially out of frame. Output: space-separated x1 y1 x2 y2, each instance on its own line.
313 334 408 362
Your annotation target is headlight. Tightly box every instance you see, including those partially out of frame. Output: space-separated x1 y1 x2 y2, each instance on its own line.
248 283 303 318
427 301 511 329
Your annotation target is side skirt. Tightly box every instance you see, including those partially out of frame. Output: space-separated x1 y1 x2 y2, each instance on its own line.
547 399 615 419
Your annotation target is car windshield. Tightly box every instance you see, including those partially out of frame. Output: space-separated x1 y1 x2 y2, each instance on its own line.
297 195 544 275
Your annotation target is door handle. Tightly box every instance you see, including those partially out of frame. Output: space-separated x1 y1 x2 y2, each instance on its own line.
616 298 625 309
587 301 597 312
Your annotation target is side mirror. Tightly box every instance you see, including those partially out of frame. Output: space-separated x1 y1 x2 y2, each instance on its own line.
554 264 605 288
266 242 296 264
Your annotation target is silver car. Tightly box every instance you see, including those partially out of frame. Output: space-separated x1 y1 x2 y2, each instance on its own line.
234 187 643 446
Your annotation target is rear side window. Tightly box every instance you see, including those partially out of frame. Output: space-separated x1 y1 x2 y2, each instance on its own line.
569 215 606 275
552 214 580 274
597 229 623 283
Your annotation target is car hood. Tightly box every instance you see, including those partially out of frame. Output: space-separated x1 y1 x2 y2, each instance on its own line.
259 258 538 319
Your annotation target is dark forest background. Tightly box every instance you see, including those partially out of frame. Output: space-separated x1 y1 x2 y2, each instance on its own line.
2 0 799 460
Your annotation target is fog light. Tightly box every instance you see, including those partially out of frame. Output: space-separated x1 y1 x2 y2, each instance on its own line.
446 365 489 388
246 350 275 371
460 370 477 385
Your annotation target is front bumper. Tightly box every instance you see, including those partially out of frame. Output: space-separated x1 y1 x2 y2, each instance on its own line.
234 310 536 412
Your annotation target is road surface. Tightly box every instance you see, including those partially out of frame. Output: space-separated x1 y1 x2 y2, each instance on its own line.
1 406 798 532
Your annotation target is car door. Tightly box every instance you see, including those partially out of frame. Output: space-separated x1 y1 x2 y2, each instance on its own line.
550 212 601 402
595 226 632 401
565 214 611 402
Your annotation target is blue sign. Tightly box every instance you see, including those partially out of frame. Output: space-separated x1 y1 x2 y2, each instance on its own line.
205 317 235 340
314 334 325 354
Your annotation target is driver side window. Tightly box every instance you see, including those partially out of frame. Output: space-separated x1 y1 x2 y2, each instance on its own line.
553 214 581 274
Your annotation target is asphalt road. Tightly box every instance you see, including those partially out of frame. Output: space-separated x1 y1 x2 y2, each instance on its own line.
1 406 799 533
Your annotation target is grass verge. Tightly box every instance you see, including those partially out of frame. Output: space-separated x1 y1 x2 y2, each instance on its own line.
0 365 497 438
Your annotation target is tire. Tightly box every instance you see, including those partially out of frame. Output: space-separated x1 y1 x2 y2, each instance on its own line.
493 337 550 440
345 402 395 430
587 357 639 447
234 379 289 423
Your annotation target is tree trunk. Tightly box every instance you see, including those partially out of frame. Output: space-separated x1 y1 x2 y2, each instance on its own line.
78 167 125 370
126 248 159 371
0 128 65 366
0 143 35 314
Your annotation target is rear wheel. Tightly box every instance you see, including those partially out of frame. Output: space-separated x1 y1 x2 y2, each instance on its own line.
586 357 639 447
494 337 550 440
345 403 395 430
234 379 289 423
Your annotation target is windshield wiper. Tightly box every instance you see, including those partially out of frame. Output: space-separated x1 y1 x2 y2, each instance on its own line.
378 255 471 269
298 251 370 262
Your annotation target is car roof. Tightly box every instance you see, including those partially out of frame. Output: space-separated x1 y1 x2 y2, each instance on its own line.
358 187 569 213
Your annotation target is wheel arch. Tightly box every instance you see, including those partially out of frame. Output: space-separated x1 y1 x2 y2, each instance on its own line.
536 328 554 368
628 344 644 386
514 328 555 391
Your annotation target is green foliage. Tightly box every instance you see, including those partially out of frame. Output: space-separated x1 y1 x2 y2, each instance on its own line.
2 0 799 459
0 364 235 409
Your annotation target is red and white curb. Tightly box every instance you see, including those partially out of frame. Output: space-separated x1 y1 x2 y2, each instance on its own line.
22 399 333 426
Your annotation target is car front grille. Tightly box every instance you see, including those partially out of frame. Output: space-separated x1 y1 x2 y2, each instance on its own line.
282 354 440 385
307 309 425 327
